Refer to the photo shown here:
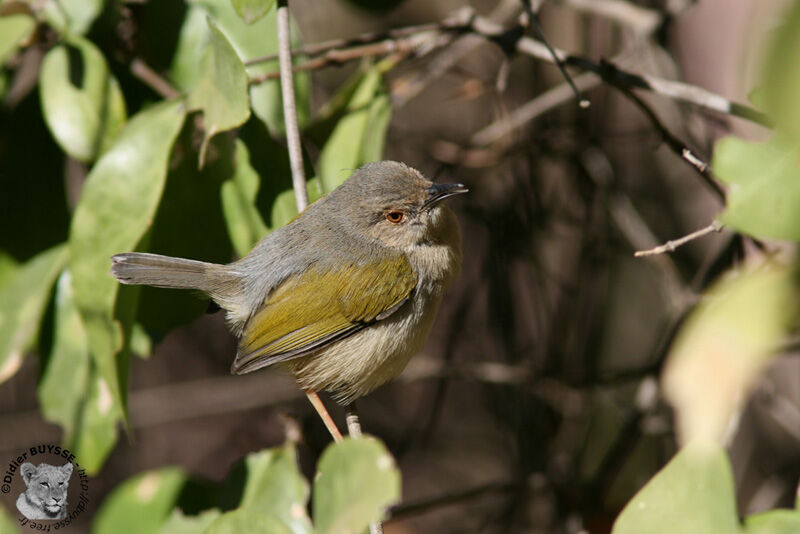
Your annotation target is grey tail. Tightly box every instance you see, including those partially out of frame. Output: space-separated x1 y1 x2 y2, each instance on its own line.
110 252 234 294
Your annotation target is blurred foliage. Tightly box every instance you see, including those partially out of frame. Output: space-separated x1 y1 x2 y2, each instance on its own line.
93 439 399 534
613 0 800 531
2 0 800 531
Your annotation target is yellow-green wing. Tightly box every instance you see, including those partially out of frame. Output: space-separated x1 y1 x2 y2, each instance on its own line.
231 254 417 374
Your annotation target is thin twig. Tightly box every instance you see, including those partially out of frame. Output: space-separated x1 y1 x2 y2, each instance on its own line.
305 390 343 442
470 72 599 146
551 0 663 35
249 35 431 85
130 58 180 99
277 0 309 211
610 80 724 199
634 221 725 257
525 1 590 108
248 7 769 126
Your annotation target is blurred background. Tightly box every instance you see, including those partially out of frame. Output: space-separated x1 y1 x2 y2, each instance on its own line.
0 0 795 532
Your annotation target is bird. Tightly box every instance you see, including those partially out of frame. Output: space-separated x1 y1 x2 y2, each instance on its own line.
110 161 466 414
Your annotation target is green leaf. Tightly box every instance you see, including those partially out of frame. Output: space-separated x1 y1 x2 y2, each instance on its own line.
0 14 35 64
763 0 800 143
38 270 90 437
0 244 67 383
221 139 269 256
205 509 292 534
40 36 127 162
69 100 186 423
93 468 188 534
713 136 800 241
69 362 121 474
360 93 392 163
41 0 104 35
269 177 323 229
0 505 18 534
612 443 741 534
159 509 222 534
175 0 310 136
0 251 18 291
231 0 275 24
188 18 251 167
170 6 211 92
239 446 312 534
662 264 796 445
130 322 152 358
135 129 233 334
746 510 800 534
313 437 401 534
317 68 393 191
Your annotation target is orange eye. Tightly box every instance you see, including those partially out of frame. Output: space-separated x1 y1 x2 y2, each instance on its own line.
386 211 405 224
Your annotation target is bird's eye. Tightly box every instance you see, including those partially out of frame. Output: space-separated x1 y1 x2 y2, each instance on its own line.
385 211 405 224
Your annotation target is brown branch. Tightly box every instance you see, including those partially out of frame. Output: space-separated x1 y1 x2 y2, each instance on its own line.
277 0 308 211
130 58 180 99
609 80 725 199
634 221 725 257
247 7 769 127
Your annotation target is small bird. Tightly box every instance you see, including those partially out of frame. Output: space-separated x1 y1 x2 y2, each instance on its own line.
110 161 466 407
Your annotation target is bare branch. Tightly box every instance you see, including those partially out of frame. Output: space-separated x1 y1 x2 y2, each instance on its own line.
634 221 725 257
610 80 725 199
470 72 599 146
551 0 663 35
277 0 308 212
130 58 180 100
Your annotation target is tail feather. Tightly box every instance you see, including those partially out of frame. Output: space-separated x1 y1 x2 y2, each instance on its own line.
111 252 227 292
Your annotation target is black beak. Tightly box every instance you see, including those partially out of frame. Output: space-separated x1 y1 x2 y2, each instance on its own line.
423 183 469 209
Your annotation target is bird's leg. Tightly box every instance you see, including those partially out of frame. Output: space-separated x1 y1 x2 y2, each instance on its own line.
305 389 343 442
344 402 363 438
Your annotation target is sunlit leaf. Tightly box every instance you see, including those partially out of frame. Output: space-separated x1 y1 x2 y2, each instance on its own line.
270 177 323 229
69 100 186 423
93 468 188 534
313 437 400 534
221 139 269 256
0 505 17 534
746 510 800 534
135 130 233 334
69 362 121 474
763 0 800 143
612 443 741 534
0 14 35 64
662 264 797 445
188 18 250 167
713 136 800 241
317 68 393 191
159 509 222 534
239 446 312 534
205 509 293 534
0 251 18 291
176 0 310 136
41 0 104 35
38 270 89 436
0 244 67 384
231 0 275 24
40 36 127 162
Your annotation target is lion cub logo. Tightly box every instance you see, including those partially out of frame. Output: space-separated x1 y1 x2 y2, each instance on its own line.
15 462 72 520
